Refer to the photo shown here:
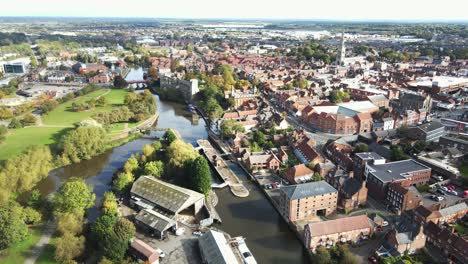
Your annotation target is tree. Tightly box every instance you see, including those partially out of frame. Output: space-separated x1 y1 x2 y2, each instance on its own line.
113 75 128 88
187 156 212 195
27 190 44 209
354 143 369 153
390 146 409 161
60 126 107 163
96 96 107 107
21 113 37 126
53 178 95 214
311 246 332 264
55 233 85 263
329 90 350 103
124 157 139 174
142 144 156 160
148 66 159 79
203 98 223 120
113 172 134 193
152 140 163 151
220 119 245 138
8 118 22 128
40 100 59 114
21 207 42 225
57 210 84 236
0 108 13 120
101 192 118 216
144 161 164 178
165 129 177 143
166 139 199 171
0 202 28 249
0 125 7 143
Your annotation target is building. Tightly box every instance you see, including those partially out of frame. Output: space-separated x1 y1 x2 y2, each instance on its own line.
327 170 368 211
198 230 241 264
353 152 386 181
246 154 281 172
408 121 446 142
424 222 468 264
129 238 160 264
413 203 468 226
325 141 354 171
279 181 338 222
130 176 205 238
397 93 433 113
365 159 431 200
439 135 468 152
89 72 112 84
386 183 422 213
336 32 346 66
3 62 26 74
293 138 324 165
304 215 374 252
386 222 426 255
160 76 199 102
282 164 315 184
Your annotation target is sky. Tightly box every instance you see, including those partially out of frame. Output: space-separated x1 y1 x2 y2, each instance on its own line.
0 0 467 21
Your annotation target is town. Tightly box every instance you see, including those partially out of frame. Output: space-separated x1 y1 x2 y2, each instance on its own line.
0 13 467 264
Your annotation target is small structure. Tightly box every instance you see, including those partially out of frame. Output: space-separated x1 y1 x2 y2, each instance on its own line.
198 230 241 264
134 209 177 239
129 238 159 264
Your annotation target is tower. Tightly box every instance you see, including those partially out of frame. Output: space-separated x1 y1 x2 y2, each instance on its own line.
336 32 346 66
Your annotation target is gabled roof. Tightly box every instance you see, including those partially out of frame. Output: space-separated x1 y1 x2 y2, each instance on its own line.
280 180 337 200
131 176 204 214
306 215 373 237
198 230 239 264
439 203 468 217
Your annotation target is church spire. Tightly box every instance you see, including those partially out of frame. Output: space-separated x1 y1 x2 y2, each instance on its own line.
336 31 346 66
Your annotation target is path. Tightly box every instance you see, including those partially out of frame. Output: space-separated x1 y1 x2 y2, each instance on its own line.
24 222 55 264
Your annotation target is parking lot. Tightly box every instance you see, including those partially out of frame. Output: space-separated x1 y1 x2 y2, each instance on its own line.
421 185 467 208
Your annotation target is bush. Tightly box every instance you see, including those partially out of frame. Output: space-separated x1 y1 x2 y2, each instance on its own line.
21 207 42 225
21 113 37 126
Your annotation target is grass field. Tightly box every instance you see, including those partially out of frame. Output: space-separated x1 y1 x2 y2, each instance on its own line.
42 89 127 126
0 127 66 161
0 89 130 161
36 235 58 264
0 226 43 264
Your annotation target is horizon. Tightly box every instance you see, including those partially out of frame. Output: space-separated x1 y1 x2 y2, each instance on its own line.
1 0 467 22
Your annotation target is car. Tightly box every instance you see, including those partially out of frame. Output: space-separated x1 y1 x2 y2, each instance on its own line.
437 189 446 195
433 176 444 182
448 190 458 196
381 221 389 227
440 186 448 191
436 196 444 201
271 183 277 189
368 256 378 263
156 248 165 258
192 231 203 236
446 185 455 191
430 194 437 200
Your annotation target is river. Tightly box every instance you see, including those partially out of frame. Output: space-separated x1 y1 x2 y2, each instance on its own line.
33 68 308 264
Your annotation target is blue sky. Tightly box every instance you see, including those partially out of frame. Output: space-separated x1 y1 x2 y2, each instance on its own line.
0 0 467 21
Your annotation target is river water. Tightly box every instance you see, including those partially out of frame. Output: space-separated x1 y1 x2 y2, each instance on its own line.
33 68 308 264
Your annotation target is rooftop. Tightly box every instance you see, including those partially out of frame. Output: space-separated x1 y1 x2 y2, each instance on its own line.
198 230 240 264
306 215 373 237
280 180 337 200
367 159 430 183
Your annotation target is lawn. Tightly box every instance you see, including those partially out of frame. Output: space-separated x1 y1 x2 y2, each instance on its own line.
0 89 130 161
0 127 66 161
460 161 468 178
35 235 58 264
42 89 126 126
0 226 43 264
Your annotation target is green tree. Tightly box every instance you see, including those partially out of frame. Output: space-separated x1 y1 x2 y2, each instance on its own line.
0 202 28 249
152 140 163 151
165 129 178 143
144 161 164 178
60 126 107 163
57 210 84 236
53 178 95 214
101 192 118 216
0 108 13 120
8 118 22 128
390 146 409 161
0 125 7 143
187 156 212 196
55 233 85 263
329 90 350 103
166 139 199 171
40 100 59 114
124 157 139 174
113 75 128 88
220 119 245 138
142 144 156 161
203 98 223 120
354 143 369 153
311 246 332 264
21 207 42 225
113 172 134 193
21 113 37 126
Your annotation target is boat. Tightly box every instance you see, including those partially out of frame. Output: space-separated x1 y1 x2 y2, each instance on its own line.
187 104 196 113
232 237 257 264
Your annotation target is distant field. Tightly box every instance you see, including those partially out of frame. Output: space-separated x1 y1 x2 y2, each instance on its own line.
0 127 65 161
42 89 127 126
0 89 130 161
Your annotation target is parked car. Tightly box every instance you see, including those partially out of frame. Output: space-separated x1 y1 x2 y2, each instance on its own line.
192 231 203 236
368 256 378 263
381 221 389 227
436 196 444 201
432 176 444 182
271 183 277 189
464 190 468 198
437 189 446 195
440 186 448 191
446 185 455 191
448 190 458 196
156 248 166 258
